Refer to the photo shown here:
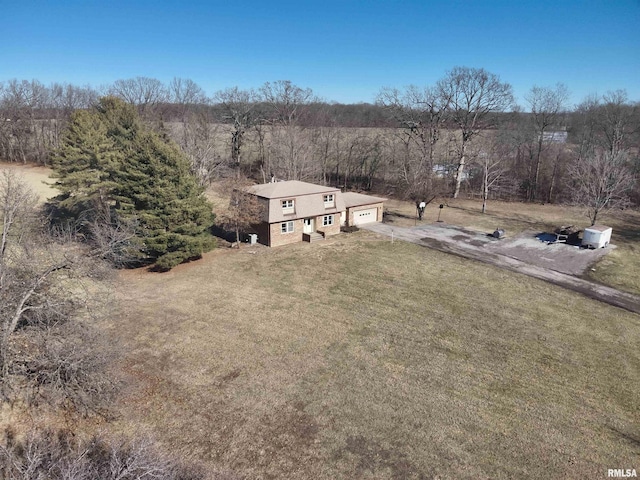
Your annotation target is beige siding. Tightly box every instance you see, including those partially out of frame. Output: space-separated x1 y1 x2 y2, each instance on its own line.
265 192 344 223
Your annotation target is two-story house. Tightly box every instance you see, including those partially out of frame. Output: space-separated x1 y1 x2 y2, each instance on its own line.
247 180 384 247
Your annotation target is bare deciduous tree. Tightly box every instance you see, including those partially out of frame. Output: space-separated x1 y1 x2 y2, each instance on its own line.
180 108 226 186
598 90 639 156
260 80 313 126
474 136 508 213
0 80 99 165
377 85 447 198
219 176 264 247
109 77 168 118
259 81 317 181
0 172 120 413
573 90 640 163
0 79 48 163
1 170 42 378
437 67 514 198
568 150 635 225
81 197 142 267
310 121 341 186
355 132 386 191
0 427 209 480
214 87 258 168
169 77 206 109
524 83 570 201
168 77 207 147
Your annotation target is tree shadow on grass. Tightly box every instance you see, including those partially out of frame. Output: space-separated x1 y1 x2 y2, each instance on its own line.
209 224 261 248
607 212 640 244
210 224 236 244
608 424 640 448
451 205 546 227
535 231 583 246
611 226 640 245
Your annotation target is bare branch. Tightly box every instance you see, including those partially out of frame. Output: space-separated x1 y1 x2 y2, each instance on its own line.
568 150 635 225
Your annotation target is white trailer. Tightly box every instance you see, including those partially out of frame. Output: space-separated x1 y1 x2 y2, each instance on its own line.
582 225 612 249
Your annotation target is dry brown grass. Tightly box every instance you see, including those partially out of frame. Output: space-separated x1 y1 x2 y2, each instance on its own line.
4 163 639 478
0 162 58 201
386 196 616 233
105 235 640 479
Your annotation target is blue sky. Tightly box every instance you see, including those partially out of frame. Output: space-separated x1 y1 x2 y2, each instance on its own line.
3 0 639 107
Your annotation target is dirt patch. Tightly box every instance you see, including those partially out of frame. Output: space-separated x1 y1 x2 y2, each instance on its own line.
413 224 497 247
469 239 487 247
0 162 58 202
451 234 469 241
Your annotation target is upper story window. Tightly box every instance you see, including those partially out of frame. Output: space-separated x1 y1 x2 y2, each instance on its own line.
281 199 295 214
323 194 335 207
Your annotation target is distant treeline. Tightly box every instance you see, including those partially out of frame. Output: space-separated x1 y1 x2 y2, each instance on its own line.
1 74 639 207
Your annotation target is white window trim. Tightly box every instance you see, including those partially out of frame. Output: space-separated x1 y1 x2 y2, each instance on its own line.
281 221 294 234
282 199 295 215
323 194 335 207
323 215 334 226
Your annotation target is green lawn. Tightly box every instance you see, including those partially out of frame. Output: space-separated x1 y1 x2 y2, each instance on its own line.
107 234 640 479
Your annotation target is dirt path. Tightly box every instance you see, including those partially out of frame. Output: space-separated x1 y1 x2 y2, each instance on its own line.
362 223 640 315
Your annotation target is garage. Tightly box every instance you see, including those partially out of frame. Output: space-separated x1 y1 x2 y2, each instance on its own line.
341 192 386 227
353 208 378 225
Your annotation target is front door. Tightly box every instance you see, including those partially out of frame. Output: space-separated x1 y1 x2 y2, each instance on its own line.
303 218 314 233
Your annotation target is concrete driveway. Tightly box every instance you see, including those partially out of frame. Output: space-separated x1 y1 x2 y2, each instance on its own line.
361 222 640 315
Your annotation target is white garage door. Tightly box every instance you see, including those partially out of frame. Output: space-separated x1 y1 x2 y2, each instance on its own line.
353 208 377 225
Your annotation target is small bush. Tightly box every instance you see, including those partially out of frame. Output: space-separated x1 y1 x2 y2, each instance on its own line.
0 427 207 480
5 322 121 417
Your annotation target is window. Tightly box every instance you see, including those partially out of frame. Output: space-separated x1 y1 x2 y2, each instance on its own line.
281 199 295 214
323 194 335 207
322 215 334 226
281 221 294 234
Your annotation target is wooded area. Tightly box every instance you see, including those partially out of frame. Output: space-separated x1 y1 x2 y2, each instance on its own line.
1 72 638 217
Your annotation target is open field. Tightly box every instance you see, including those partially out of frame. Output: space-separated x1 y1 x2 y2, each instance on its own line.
106 236 640 479
3 163 639 477
0 162 57 201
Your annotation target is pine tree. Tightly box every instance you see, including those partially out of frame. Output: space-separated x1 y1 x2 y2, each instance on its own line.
51 97 215 270
52 109 121 212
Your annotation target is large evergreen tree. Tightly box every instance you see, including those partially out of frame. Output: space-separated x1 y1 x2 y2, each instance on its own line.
51 97 215 270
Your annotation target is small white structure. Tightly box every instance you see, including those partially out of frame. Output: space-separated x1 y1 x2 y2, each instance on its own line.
582 225 612 249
